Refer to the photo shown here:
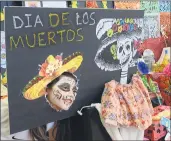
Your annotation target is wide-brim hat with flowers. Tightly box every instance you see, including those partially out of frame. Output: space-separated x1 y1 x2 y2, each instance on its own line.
23 52 83 100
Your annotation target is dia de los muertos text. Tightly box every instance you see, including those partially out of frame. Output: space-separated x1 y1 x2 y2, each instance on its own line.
9 12 96 51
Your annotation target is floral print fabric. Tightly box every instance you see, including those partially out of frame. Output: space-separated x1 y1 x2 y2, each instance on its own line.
148 73 171 106
140 74 163 107
101 75 153 130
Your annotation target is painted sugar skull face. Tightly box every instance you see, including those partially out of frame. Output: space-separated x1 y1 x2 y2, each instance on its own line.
116 36 133 68
46 72 78 111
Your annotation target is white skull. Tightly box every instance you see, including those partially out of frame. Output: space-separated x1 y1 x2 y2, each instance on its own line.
117 36 132 67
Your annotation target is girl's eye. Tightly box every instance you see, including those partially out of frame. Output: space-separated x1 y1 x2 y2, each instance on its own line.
63 87 68 90
60 86 69 92
58 83 70 91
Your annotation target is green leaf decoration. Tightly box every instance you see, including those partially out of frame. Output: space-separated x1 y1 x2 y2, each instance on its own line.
110 44 117 60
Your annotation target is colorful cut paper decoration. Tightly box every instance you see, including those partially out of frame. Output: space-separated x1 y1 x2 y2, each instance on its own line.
140 0 159 13
160 12 171 34
25 1 41 7
143 13 160 39
115 0 140 9
1 82 8 98
72 0 107 8
0 7 4 22
102 0 108 9
86 0 98 8
1 71 7 85
0 12 4 21
42 1 67 8
72 0 78 8
159 0 171 12
1 31 6 69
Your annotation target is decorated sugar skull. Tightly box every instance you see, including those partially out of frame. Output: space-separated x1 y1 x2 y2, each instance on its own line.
95 18 143 84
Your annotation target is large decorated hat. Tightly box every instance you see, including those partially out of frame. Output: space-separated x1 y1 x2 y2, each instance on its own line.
23 52 83 100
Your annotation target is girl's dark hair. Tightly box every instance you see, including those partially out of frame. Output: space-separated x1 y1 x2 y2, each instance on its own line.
29 119 72 141
29 124 48 140
47 72 77 89
54 118 72 141
29 72 76 141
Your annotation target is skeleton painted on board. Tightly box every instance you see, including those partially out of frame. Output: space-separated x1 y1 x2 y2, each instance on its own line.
95 18 143 84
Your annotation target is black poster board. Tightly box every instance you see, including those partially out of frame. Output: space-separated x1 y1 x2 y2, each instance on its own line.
5 7 144 134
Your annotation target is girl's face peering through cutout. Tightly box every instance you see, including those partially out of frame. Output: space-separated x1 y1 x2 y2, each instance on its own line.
46 73 77 111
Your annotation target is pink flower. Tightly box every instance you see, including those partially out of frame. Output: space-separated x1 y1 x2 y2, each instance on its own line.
163 64 171 76
133 40 141 49
55 55 62 61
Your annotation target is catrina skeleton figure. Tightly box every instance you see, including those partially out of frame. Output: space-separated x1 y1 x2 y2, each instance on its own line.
95 18 143 84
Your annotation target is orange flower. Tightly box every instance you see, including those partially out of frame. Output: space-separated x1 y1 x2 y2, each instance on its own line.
39 55 63 77
86 0 98 8
39 62 48 76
